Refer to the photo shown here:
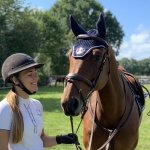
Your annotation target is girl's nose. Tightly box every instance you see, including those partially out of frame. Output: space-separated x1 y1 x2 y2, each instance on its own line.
33 74 39 80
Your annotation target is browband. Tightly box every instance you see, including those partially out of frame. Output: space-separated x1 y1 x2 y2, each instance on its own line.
77 34 108 47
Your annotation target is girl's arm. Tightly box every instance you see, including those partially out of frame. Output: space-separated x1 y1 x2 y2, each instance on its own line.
0 129 9 150
41 128 79 148
41 128 57 147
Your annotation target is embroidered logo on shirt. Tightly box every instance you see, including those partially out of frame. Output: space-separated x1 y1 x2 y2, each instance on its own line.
36 109 42 116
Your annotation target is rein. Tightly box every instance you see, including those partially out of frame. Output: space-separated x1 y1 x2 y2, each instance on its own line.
141 85 150 116
88 73 136 150
70 116 82 150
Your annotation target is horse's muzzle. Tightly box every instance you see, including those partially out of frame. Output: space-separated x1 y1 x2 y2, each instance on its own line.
61 97 81 116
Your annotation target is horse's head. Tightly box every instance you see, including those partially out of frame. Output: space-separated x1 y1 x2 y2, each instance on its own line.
61 13 110 116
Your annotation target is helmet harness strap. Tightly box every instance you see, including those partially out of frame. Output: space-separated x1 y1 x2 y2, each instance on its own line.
13 75 36 95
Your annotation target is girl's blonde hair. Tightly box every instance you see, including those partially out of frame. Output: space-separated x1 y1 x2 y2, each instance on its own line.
6 89 24 143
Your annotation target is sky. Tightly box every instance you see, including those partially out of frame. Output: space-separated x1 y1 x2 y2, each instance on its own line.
25 0 150 60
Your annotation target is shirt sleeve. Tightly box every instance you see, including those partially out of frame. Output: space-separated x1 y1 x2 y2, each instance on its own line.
0 100 13 130
37 100 43 116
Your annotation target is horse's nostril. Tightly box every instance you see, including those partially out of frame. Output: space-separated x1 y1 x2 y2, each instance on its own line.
71 97 79 111
61 98 79 116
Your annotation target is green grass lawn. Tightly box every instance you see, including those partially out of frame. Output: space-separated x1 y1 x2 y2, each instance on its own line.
0 84 150 150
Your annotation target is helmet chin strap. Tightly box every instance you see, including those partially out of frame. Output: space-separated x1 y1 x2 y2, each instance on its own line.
14 75 36 95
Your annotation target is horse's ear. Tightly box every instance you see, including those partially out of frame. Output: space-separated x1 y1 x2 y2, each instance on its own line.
70 15 86 37
96 13 106 39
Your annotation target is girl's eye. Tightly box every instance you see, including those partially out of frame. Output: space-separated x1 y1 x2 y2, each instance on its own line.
94 54 101 62
27 73 33 76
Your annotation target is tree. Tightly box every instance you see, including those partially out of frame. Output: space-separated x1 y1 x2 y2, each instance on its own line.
0 0 42 69
105 11 124 55
37 10 69 75
119 57 150 75
36 0 125 78
119 58 131 72
49 0 124 55
139 58 150 75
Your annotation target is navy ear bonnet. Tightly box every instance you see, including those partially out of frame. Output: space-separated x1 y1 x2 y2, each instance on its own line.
70 13 108 58
72 29 107 58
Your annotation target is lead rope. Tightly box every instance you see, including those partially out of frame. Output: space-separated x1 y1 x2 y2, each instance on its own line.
88 99 98 150
70 104 88 150
70 116 83 150
88 99 118 150
88 73 136 150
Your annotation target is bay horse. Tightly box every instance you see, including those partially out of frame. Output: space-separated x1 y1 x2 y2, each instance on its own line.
61 13 145 150
55 76 65 86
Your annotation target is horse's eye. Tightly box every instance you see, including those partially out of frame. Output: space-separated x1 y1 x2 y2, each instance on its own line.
94 54 101 62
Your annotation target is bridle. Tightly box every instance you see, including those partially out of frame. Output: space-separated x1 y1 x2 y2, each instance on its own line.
65 34 110 114
64 34 110 149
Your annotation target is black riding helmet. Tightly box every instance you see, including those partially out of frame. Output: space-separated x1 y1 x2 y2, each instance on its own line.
1 53 44 95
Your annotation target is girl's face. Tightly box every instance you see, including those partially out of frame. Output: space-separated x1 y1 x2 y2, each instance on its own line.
18 67 39 92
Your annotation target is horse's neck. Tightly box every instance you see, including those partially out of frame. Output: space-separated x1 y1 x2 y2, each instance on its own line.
96 47 125 126
99 74 124 105
101 46 125 100
107 45 124 97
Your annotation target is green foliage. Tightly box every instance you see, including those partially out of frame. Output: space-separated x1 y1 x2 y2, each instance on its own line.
50 0 124 54
105 11 124 55
0 0 124 79
0 0 42 69
36 0 125 76
119 57 150 75
37 10 69 75
37 53 52 76
37 71 47 87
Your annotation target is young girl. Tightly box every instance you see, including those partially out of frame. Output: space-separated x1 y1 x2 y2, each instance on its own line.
0 53 79 150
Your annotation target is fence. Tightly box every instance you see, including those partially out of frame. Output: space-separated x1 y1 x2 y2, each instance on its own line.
0 78 10 90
